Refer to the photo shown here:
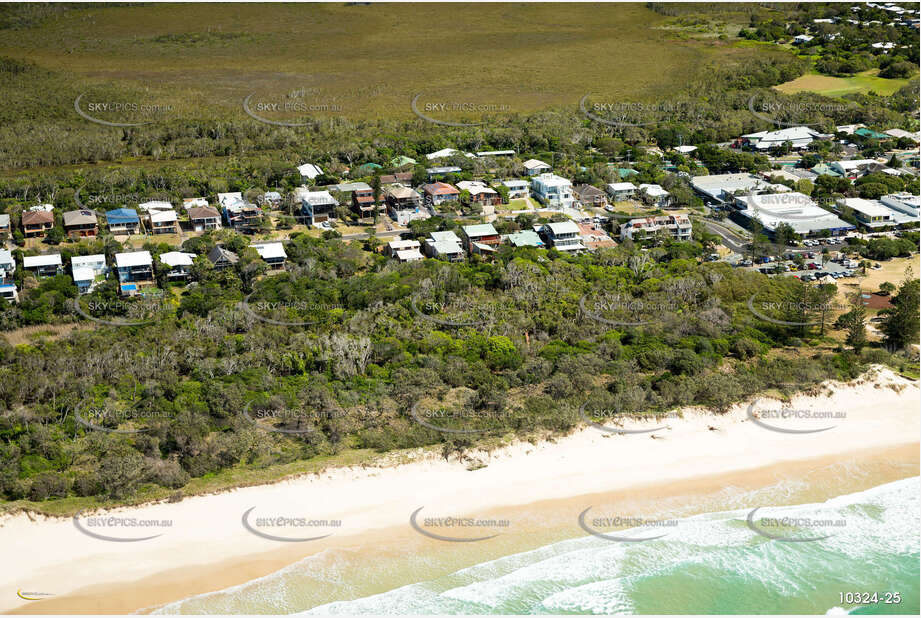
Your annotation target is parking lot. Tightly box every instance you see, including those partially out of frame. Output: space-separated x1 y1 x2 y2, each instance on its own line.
729 253 862 282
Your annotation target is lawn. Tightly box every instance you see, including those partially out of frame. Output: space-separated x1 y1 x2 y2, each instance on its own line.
774 69 911 97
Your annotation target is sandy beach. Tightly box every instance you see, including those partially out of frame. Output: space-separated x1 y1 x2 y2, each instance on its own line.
2 365 919 615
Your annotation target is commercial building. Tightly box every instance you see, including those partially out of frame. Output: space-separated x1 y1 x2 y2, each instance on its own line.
732 193 854 237
837 198 894 228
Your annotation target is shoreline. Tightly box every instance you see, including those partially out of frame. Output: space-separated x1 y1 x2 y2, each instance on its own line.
2 366 919 614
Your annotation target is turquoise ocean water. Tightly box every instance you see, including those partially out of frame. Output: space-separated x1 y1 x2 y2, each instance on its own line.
156 477 919 615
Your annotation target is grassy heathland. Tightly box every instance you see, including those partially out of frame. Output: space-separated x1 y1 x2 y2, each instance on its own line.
775 69 912 97
0 2 781 123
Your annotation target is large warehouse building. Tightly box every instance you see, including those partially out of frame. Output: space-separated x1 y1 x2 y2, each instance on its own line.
731 192 855 237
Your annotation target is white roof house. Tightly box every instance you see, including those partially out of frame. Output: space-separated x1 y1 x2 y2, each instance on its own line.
606 182 636 194
138 200 173 213
523 159 551 171
743 126 824 150
388 239 421 253
0 249 14 272
429 230 462 244
218 192 245 208
638 184 669 198
297 163 324 180
545 220 580 235
182 197 209 210
149 209 179 224
23 254 62 268
250 242 287 261
158 251 196 267
456 180 497 196
674 145 697 154
71 266 95 283
395 249 424 262
114 251 153 268
28 204 54 212
71 254 107 274
295 188 338 207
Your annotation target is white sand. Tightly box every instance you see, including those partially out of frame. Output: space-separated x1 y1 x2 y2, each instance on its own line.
1 366 918 613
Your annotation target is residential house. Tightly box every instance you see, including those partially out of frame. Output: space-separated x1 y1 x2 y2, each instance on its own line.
22 210 55 238
531 174 574 209
638 184 672 208
426 166 462 179
386 239 421 257
217 192 244 209
578 222 617 251
523 159 551 176
207 245 239 270
146 209 180 235
0 249 17 303
105 208 141 235
295 188 339 225
297 163 324 181
23 253 63 278
250 242 288 270
182 197 209 211
573 184 607 208
350 183 378 217
506 230 544 248
426 148 459 160
114 251 155 296
502 179 529 199
378 172 414 185
158 251 196 280
138 200 174 214
456 181 501 207
384 184 427 225
475 150 515 158
620 214 692 242
461 223 501 255
223 201 263 233
421 182 460 207
390 155 416 168
264 191 283 207
423 231 465 261
395 248 424 262
62 210 98 238
541 221 586 253
188 206 222 232
0 214 10 240
70 254 107 294
606 182 637 202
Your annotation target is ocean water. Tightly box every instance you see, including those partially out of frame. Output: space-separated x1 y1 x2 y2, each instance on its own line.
156 477 919 615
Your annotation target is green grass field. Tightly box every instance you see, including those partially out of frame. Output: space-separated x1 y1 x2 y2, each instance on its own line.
774 69 911 97
0 2 783 124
